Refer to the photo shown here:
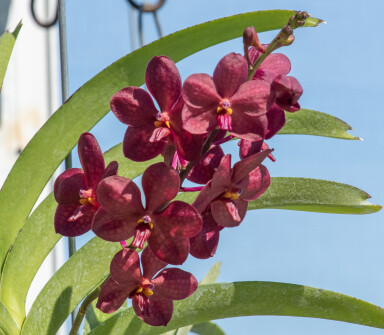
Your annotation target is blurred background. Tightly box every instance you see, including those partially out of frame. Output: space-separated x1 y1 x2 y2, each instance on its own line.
1 0 384 334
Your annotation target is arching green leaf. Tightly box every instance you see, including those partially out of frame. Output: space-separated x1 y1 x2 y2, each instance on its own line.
87 282 384 334
0 301 20 335
191 322 225 335
249 177 381 214
0 21 21 91
278 109 360 140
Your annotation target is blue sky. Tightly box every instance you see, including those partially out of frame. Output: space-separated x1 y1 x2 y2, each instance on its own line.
65 0 384 334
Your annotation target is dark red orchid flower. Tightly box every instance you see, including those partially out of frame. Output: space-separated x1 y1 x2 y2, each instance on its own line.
97 247 198 326
249 46 303 112
182 52 274 141
53 133 118 237
193 152 271 227
92 162 202 265
190 211 223 259
110 56 204 163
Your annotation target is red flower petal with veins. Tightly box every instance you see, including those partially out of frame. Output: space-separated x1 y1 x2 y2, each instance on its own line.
145 56 182 112
122 125 167 162
110 87 158 126
96 277 133 314
54 168 86 204
211 197 248 228
213 53 247 98
151 268 198 300
142 163 180 212
92 208 138 242
78 133 106 189
109 248 142 285
97 175 144 214
190 212 222 259
141 246 168 280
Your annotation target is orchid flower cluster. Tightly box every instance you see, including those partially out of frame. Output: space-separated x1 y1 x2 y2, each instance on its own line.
53 24 303 327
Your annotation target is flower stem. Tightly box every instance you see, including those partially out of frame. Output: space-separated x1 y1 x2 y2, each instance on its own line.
213 134 235 146
247 11 309 81
179 129 219 185
68 284 103 335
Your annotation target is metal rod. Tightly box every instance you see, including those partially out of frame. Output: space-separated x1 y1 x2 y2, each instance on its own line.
138 8 144 47
58 0 76 326
153 11 162 38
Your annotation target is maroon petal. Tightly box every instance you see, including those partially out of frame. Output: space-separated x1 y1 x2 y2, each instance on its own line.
190 212 221 259
265 104 286 139
238 164 271 201
211 198 248 227
110 87 158 126
110 249 142 285
97 176 144 214
78 133 105 189
145 56 182 112
152 268 198 300
192 182 216 214
211 155 231 192
101 161 119 180
272 75 303 112
238 139 263 160
230 111 267 141
231 80 273 116
92 208 137 242
153 201 202 238
213 53 247 98
232 150 271 185
141 246 168 280
182 73 221 109
181 104 217 135
148 230 190 265
258 53 291 79
142 163 180 212
54 204 94 236
54 168 86 204
123 125 167 162
187 145 225 184
132 294 173 326
96 278 130 314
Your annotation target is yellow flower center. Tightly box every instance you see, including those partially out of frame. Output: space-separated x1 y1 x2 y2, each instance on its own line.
135 286 154 296
222 191 239 200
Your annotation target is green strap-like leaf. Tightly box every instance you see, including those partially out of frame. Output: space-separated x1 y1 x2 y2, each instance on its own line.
87 282 384 334
0 301 20 335
173 262 222 335
249 177 381 214
19 237 120 335
0 10 321 272
83 300 127 334
176 178 381 214
191 322 225 335
278 109 360 140
0 144 160 326
0 21 21 91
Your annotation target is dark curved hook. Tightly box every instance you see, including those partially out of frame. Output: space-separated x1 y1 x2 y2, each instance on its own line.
30 0 58 28
126 0 166 13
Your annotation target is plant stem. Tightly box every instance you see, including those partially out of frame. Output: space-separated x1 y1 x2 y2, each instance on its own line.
247 11 309 81
68 284 102 335
179 129 219 185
